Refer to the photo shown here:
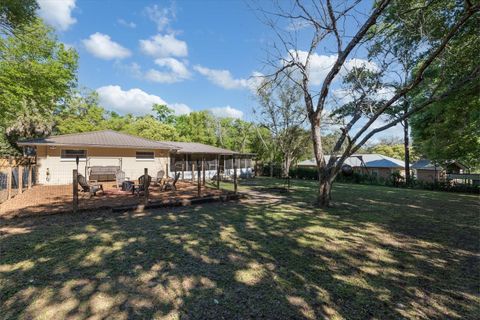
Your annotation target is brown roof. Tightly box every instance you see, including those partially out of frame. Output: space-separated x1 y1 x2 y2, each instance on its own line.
18 130 176 150
165 141 238 155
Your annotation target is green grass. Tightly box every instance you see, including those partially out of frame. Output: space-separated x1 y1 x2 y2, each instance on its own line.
1 178 479 319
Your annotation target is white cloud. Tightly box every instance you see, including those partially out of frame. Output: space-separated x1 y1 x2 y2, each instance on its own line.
139 34 187 58
83 33 131 60
119 59 191 84
288 50 378 86
97 85 190 116
194 65 263 92
169 103 192 115
37 0 77 31
118 19 136 28
208 106 244 119
145 58 190 83
97 85 167 115
145 4 175 31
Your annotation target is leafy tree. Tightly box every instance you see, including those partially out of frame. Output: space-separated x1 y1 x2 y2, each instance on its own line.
409 1 480 169
0 19 78 155
256 79 310 177
0 0 38 35
175 111 217 145
261 0 479 206
152 104 176 124
55 90 106 134
123 116 179 141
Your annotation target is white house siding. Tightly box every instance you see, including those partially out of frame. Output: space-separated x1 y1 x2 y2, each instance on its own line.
35 146 170 185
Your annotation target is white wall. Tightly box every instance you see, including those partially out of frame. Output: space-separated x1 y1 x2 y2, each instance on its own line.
36 146 169 185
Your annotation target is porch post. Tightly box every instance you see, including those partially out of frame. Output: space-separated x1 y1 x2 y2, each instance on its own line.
192 160 195 183
182 154 185 180
233 155 238 194
73 169 78 213
216 155 220 189
174 156 177 177
202 156 206 186
166 162 169 178
197 159 201 197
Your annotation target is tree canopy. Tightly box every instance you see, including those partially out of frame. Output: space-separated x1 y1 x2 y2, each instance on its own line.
0 18 78 155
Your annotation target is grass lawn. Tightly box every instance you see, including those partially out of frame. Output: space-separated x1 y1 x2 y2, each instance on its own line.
1 178 479 319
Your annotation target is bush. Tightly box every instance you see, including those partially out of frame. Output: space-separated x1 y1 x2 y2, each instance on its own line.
287 165 479 194
289 167 318 180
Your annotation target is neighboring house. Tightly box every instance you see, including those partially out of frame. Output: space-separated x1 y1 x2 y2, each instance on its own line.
298 154 406 179
411 159 470 183
18 130 250 185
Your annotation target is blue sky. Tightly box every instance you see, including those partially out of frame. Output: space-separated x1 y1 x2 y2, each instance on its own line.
37 0 270 121
37 0 402 140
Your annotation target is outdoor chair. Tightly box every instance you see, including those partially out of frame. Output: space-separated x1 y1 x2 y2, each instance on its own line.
115 170 126 188
77 174 104 197
133 175 152 196
155 170 165 185
163 172 180 191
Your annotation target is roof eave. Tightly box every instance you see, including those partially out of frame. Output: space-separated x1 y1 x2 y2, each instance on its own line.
17 142 175 150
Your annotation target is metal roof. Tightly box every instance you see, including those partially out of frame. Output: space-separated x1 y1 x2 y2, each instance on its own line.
17 130 176 150
298 154 406 168
17 130 244 155
411 159 468 171
411 159 441 170
165 141 238 155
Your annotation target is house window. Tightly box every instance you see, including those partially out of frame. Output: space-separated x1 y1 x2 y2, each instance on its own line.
136 151 154 160
61 149 86 160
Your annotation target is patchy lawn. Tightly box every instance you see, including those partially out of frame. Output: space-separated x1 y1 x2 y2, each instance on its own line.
1 178 479 319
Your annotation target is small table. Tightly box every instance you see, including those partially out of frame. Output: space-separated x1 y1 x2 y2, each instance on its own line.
121 181 134 192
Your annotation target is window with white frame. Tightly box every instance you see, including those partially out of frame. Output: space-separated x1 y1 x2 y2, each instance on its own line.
136 151 154 160
61 149 86 160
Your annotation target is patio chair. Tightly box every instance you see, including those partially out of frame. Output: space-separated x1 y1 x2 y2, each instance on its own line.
163 172 180 191
133 174 152 196
77 174 104 197
115 170 126 188
155 170 165 185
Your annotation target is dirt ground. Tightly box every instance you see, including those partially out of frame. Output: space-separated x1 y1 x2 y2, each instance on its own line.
0 180 226 219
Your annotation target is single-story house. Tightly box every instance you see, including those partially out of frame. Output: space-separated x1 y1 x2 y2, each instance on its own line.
18 130 253 185
411 159 470 183
298 154 406 179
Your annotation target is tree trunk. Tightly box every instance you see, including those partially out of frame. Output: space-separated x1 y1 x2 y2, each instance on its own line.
318 174 334 207
283 154 291 178
309 114 332 207
403 117 411 186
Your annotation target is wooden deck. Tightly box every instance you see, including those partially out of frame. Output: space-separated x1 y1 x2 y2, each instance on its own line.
0 180 228 219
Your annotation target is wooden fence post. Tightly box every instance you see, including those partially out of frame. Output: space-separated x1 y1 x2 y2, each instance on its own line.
202 156 206 186
144 168 149 206
197 160 201 197
28 164 32 189
233 155 238 194
166 163 169 178
7 165 12 200
18 166 23 194
73 169 78 213
216 155 220 189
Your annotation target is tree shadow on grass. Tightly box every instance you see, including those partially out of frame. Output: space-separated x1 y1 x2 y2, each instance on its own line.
0 182 479 319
